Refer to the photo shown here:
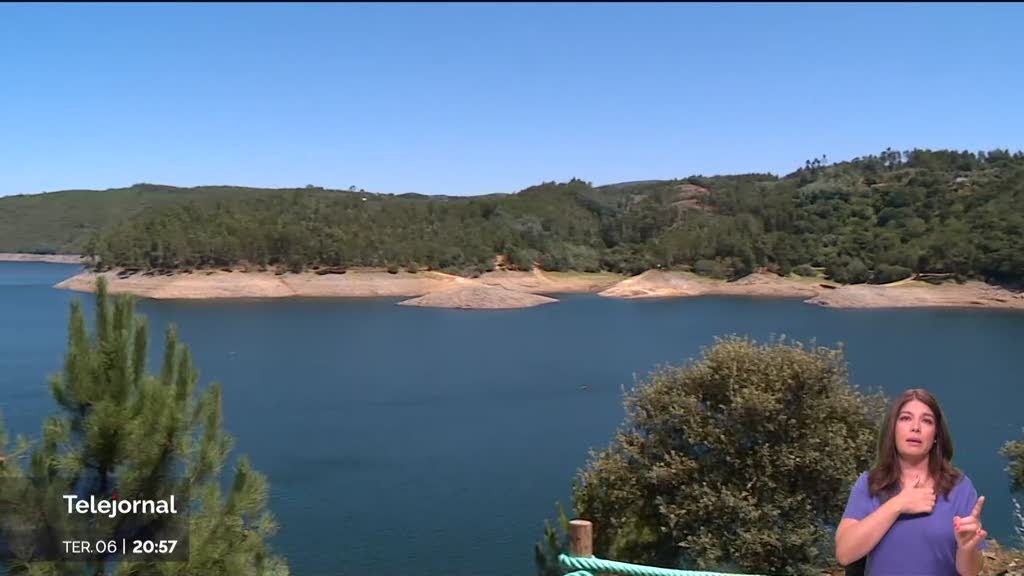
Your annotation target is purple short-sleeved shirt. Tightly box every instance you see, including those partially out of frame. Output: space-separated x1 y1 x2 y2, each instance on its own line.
842 471 987 575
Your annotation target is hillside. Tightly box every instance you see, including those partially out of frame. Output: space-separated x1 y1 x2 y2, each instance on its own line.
2 148 1022 285
0 184 296 254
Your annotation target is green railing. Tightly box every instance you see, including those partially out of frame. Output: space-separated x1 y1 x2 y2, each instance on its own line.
559 553 765 576
559 520 765 576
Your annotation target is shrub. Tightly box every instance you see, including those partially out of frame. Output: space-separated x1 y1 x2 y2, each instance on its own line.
871 265 913 284
694 259 729 279
509 249 537 271
828 257 870 284
793 264 818 277
545 336 886 575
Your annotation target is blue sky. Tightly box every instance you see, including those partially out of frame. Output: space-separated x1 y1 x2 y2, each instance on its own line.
1 3 1021 197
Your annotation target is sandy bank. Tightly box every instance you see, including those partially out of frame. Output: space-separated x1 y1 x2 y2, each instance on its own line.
598 270 828 299
476 269 623 294
52 267 1024 311
53 268 602 308
0 253 87 264
599 270 1023 310
55 269 469 300
398 285 557 309
806 280 1024 310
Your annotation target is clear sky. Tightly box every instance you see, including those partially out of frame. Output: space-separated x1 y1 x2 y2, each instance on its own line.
1 2 1021 197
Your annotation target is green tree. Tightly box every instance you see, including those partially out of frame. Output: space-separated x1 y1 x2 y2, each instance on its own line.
828 257 870 284
5 149 1024 285
1001 433 1024 496
542 336 885 575
0 278 288 576
871 264 913 285
793 265 818 278
508 249 538 271
534 502 571 576
1001 433 1024 546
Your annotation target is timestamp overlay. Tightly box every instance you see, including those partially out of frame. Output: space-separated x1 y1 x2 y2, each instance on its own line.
0 477 189 563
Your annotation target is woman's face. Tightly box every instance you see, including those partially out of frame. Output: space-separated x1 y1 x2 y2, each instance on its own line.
894 399 936 459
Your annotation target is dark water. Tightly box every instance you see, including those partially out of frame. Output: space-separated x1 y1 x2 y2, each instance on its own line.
3 262 1024 575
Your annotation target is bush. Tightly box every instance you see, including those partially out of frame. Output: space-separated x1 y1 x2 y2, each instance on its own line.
286 255 305 273
1002 436 1024 495
534 503 571 576
565 244 602 273
827 257 870 284
539 251 571 272
602 252 653 276
694 259 729 279
406 262 420 273
509 249 537 271
553 336 886 575
387 264 400 274
871 264 913 284
441 265 484 278
793 264 818 277
1002 434 1024 547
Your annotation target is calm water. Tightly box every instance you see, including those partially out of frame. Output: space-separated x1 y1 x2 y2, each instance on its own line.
3 262 1024 575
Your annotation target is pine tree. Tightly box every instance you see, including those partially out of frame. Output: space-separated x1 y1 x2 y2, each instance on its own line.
0 277 288 576
533 502 571 576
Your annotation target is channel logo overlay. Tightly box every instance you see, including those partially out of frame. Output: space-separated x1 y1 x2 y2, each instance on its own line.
0 478 189 562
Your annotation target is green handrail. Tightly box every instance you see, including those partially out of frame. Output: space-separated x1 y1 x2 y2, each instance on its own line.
558 553 767 576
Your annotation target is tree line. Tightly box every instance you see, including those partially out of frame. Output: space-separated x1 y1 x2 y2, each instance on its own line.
3 148 1021 285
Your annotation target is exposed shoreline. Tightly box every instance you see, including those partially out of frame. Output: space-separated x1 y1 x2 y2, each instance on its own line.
599 269 1024 310
0 253 88 264
398 284 559 309
51 268 624 305
806 280 1024 310
46 266 1024 311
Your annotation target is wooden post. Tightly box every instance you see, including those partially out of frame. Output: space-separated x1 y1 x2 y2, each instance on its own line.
569 519 593 557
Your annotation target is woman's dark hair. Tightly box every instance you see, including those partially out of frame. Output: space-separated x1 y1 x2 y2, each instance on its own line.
868 388 961 500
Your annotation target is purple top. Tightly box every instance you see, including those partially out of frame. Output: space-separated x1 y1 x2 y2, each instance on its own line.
842 471 987 575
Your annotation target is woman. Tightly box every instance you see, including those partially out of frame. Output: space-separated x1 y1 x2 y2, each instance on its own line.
836 388 987 575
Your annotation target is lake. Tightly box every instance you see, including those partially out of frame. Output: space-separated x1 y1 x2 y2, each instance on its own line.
2 262 1023 576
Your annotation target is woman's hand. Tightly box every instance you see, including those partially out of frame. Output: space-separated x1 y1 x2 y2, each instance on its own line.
895 474 936 515
954 496 987 550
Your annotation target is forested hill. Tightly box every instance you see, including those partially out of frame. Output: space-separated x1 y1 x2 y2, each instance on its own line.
2 148 1022 285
